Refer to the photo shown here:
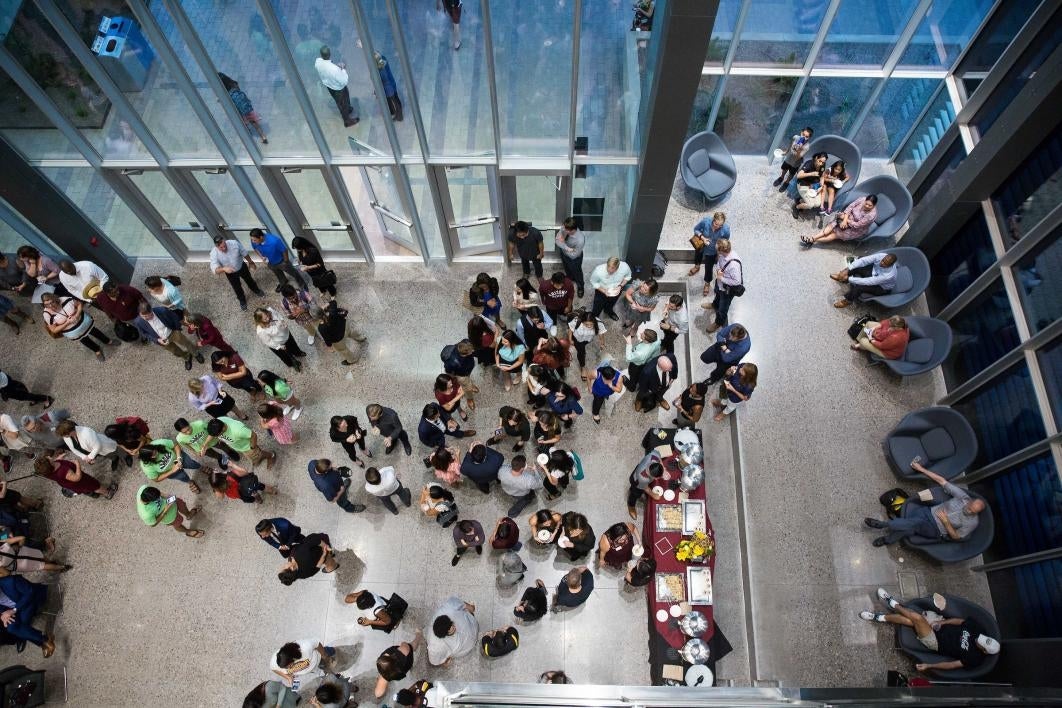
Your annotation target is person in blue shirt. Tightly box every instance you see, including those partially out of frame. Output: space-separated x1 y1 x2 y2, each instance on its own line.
699 323 750 385
460 442 504 494
374 52 403 121
255 517 305 558
307 458 366 513
250 228 308 292
687 211 731 296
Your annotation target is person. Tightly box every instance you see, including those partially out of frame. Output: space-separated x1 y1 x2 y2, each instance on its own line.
469 272 500 310
860 588 1000 672
773 126 813 192
291 236 337 300
711 362 758 421
251 229 308 292
494 330 527 392
567 309 606 382
420 481 457 522
0 292 29 335
270 639 336 689
102 416 148 469
625 557 656 587
589 257 632 321
865 460 986 547
255 518 305 558
498 454 542 517
0 478 43 515
545 378 583 428
317 301 367 365
32 454 115 498
219 72 267 144
451 519 485 566
659 294 689 354
256 371 303 420
802 194 879 245
620 278 660 336
468 314 498 366
508 221 544 279
434 373 470 422
138 438 204 494
92 280 146 337
209 235 264 311
374 51 403 121
598 521 638 568
278 533 338 584
184 313 234 354
55 419 120 470
174 417 237 469
673 380 709 427
699 323 751 384
486 406 531 451
830 252 898 308
516 306 552 353
308 458 366 513
136 484 202 538
529 410 562 454
311 674 357 708
440 0 463 49
40 291 116 362
820 159 849 215
707 239 743 332
553 566 594 609
481 626 520 658
511 278 539 318
513 579 548 621
143 275 186 319
205 416 276 468
442 340 479 409
0 570 56 656
330 414 370 467
528 508 562 546
365 465 412 515
279 284 320 346
426 446 461 485
427 596 478 666
475 278 502 322
490 515 522 551
687 211 731 296
852 315 909 359
590 363 625 423
555 217 586 297
631 0 654 30
418 403 473 450
791 151 828 216
624 327 661 390
134 302 203 371
0 370 52 408
188 375 246 420
460 441 504 493
523 360 556 408
497 550 526 587
14 245 62 296
538 448 574 501
210 464 275 504
558 511 595 561
258 402 297 446
0 535 64 576
242 680 297 708
346 588 406 633
635 353 677 412
254 307 306 372
374 636 421 698
20 410 69 454
315 46 358 127
627 450 665 519
211 350 262 401
56 259 107 302
367 404 413 456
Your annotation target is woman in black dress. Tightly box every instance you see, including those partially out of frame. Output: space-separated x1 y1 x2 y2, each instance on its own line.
329 415 371 467
558 511 595 561
278 533 336 585
291 237 336 300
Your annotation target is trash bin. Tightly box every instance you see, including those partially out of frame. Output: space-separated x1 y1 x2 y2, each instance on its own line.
91 16 154 92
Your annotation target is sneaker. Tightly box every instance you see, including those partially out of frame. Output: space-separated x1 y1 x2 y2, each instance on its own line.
307 335 315 345
859 611 885 622
451 555 461 566
876 588 899 609
282 406 292 416
778 181 790 193
347 503 367 513
453 40 461 50
291 407 303 421
772 176 783 187
863 517 886 529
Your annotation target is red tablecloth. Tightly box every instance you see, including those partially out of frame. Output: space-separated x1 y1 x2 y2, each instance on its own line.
641 450 715 648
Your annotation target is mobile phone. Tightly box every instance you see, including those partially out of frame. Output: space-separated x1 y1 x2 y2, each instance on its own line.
166 495 177 504
494 428 504 437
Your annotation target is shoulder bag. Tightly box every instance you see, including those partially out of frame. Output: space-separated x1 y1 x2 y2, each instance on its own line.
721 259 745 297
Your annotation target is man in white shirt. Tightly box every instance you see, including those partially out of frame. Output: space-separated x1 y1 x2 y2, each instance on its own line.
831 252 898 308
589 256 632 321
315 46 359 127
659 294 689 353
427 596 478 666
57 259 108 301
209 236 264 311
364 465 412 515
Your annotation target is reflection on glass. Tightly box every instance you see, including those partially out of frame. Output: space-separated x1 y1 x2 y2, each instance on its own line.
126 171 207 251
706 0 740 64
927 212 995 314
687 75 722 137
514 176 560 230
1014 229 1061 334
975 453 1061 563
338 166 417 258
491 1 572 156
941 278 1018 388
455 223 496 250
958 0 1040 75
0 66 84 160
359 0 420 157
573 164 634 261
407 164 445 259
782 77 877 143
987 558 1062 639
575 0 641 157
279 171 356 255
1038 337 1062 428
816 0 919 68
898 0 995 69
447 166 493 223
0 196 62 253
714 75 791 154
192 170 259 227
731 0 828 66
992 127 1062 246
953 362 1046 468
852 78 941 158
39 166 164 256
893 89 958 182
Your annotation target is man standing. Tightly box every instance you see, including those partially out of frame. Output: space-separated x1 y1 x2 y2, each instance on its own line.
249 229 308 292
830 252 898 308
498 454 542 517
460 441 504 493
553 567 594 609
255 517 305 557
133 302 203 371
589 257 632 321
555 217 585 297
635 353 677 413
364 465 412 515
57 259 108 301
427 596 478 667
0 370 52 408
624 328 660 390
205 417 276 469
308 458 366 513
707 239 742 333
93 280 146 333
440 0 463 50
367 404 413 456
209 235 264 311
315 46 359 127
136 484 203 539
699 323 750 384
626 450 665 519
538 272 576 322
658 294 689 354
508 221 544 279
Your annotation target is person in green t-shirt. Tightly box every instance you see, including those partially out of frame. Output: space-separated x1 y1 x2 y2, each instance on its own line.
174 417 238 468
138 438 203 493
136 485 203 538
257 370 304 420
205 417 275 468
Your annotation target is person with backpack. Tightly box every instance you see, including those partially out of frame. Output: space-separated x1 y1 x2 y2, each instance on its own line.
441 340 478 409
345 588 407 632
219 72 267 143
419 482 457 527
210 463 275 504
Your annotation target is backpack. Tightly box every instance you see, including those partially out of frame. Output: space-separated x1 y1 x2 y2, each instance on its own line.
436 501 459 528
651 251 668 278
235 472 263 503
879 487 909 519
570 450 585 481
440 344 457 365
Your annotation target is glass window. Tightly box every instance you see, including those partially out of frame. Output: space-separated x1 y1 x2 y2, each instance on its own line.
987 558 1062 639
688 75 722 137
941 277 1019 388
407 164 444 259
992 125 1062 245
975 454 1062 563
490 0 573 156
1013 229 1061 333
338 165 419 258
0 66 84 160
910 140 965 209
575 0 641 157
706 0 741 64
1038 336 1062 427
125 170 211 253
957 0 1040 75
781 77 877 145
56 1 219 159
952 362 1047 468
0 196 62 254
393 0 493 157
928 211 996 313
714 75 793 154
731 0 829 67
38 166 165 257
358 0 421 158
897 0 996 70
816 0 920 68
852 79 942 159
573 164 635 261
191 169 261 230
893 88 957 182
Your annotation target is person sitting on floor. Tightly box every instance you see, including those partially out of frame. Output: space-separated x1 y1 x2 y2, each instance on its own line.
802 194 879 246
831 252 897 308
851 315 909 359
791 151 828 216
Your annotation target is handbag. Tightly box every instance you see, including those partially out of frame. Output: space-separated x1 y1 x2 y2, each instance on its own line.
847 314 875 340
114 320 140 342
436 502 458 528
879 487 909 519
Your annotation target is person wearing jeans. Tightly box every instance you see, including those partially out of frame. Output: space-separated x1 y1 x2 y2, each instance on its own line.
707 240 742 333
554 217 585 297
209 236 264 311
588 257 632 321
250 229 308 292
308 458 366 513
498 454 542 517
133 303 203 371
364 465 412 515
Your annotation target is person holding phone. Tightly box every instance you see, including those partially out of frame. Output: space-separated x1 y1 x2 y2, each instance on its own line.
136 485 202 538
687 211 731 296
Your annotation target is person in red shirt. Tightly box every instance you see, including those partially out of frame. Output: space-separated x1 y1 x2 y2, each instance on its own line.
210 350 262 399
852 316 910 360
93 281 146 325
537 272 575 322
184 312 235 354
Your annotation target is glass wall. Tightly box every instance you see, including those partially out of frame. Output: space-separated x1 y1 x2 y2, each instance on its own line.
852 78 941 158
816 0 920 69
952 362 1047 468
927 212 996 313
730 0 828 67
940 277 1019 388
780 77 877 145
992 125 1062 247
898 0 996 69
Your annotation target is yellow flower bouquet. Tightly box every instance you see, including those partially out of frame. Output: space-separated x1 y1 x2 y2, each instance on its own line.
674 531 714 563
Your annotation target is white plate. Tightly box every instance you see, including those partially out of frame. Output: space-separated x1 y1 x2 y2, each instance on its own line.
651 486 664 496
669 604 682 617
632 544 644 558
655 609 668 622
663 489 676 501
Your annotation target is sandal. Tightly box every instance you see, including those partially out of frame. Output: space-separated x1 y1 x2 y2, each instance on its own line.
688 266 700 276
800 236 814 247
459 410 468 422
185 529 205 538
467 399 476 411
186 506 201 518
713 412 726 422
702 284 711 296
188 481 201 494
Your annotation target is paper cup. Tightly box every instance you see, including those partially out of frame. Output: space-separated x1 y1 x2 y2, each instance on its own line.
773 148 785 158
632 544 645 558
652 486 664 497
536 453 550 467
537 529 552 542
656 609 669 622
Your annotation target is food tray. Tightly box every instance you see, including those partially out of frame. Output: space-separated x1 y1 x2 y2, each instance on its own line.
655 503 683 532
655 572 686 603
687 566 713 605
682 500 706 535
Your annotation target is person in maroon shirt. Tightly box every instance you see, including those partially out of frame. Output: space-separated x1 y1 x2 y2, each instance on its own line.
537 272 575 322
184 312 235 354
93 281 146 324
210 350 262 399
33 456 116 498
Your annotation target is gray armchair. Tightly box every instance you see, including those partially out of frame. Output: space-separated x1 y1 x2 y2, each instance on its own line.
900 486 994 563
869 316 952 376
896 594 1000 680
680 131 737 200
859 247 930 308
803 134 861 200
837 175 913 243
884 406 978 481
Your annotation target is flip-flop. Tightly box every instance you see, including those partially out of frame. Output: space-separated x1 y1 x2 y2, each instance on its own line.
185 529 204 538
188 482 201 494
800 236 814 247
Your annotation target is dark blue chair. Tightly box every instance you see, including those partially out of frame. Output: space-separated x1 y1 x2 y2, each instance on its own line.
900 486 994 563
869 316 952 377
895 594 1000 680
884 406 978 481
680 131 737 200
858 247 930 309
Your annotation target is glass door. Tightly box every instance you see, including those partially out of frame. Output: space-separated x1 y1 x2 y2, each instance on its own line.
437 165 502 257
277 168 360 255
339 166 421 259
500 173 571 256
122 169 213 253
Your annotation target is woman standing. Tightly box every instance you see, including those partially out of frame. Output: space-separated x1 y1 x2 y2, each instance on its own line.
621 278 660 336
546 379 583 429
258 403 298 446
568 309 607 381
529 410 561 454
15 246 62 295
219 72 267 144
279 284 322 346
254 307 306 372
711 363 757 421
256 371 304 420
528 509 562 546
477 279 502 322
211 350 262 400
0 534 70 574
33 455 116 499
292 237 337 301
467 315 498 366
187 375 246 420
427 446 461 485
597 521 638 569
672 381 708 427
494 330 527 392
485 406 531 451
538 448 574 500
557 511 595 562
533 334 572 381
511 278 539 320
434 374 469 421
589 364 624 423
278 533 337 585
329 415 371 467
40 292 115 362
524 364 554 408
55 420 120 471
184 313 234 354
419 483 456 522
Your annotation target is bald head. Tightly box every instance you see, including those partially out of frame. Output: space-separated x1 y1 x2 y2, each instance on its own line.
657 357 674 372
